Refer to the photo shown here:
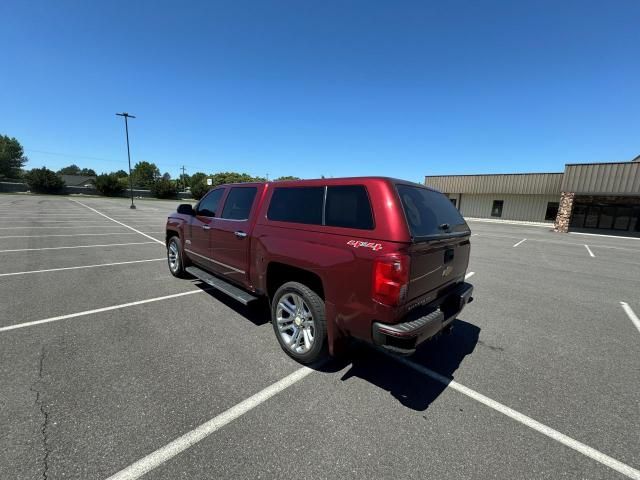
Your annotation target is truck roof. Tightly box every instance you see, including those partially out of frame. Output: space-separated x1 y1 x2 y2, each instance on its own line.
220 176 431 190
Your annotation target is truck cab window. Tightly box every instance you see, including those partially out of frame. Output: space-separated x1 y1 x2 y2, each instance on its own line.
221 187 257 220
196 188 224 217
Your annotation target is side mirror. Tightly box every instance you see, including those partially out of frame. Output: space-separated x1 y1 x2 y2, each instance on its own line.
177 203 195 215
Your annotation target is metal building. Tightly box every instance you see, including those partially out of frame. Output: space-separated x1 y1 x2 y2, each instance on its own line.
425 159 640 236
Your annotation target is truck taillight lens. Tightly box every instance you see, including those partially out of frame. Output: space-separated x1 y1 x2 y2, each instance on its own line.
372 254 410 306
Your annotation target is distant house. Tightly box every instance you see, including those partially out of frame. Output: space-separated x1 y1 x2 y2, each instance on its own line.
60 175 96 187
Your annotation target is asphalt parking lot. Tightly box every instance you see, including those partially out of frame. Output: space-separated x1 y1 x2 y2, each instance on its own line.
1 194 639 480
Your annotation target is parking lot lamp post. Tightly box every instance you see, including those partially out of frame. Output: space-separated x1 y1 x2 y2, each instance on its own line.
116 112 137 209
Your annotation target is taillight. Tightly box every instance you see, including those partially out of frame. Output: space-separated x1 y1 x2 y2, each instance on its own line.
372 254 410 306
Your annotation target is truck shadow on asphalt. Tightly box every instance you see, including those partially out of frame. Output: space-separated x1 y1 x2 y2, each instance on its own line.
335 320 480 411
195 283 479 412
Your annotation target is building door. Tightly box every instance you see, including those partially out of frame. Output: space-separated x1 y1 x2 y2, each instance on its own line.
584 206 600 228
632 207 640 232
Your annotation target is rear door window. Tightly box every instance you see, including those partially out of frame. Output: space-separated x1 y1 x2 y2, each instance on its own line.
220 187 257 220
267 187 324 224
396 184 469 239
325 185 374 230
196 188 224 217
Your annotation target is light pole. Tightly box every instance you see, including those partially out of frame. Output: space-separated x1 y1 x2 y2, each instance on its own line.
116 112 136 209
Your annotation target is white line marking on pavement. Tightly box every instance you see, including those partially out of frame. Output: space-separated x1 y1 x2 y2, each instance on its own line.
0 242 157 253
0 258 164 277
620 302 640 334
585 245 595 257
513 238 527 248
70 199 165 245
105 366 314 480
465 218 552 228
0 225 136 230
465 271 475 279
383 353 640 480
570 232 640 241
0 232 165 239
0 289 206 332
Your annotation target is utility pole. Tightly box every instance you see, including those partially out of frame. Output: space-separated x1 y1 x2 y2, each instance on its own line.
180 165 187 192
116 112 136 209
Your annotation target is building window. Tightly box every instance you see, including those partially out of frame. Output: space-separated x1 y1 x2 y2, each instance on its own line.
450 198 457 207
545 202 559 221
491 200 504 218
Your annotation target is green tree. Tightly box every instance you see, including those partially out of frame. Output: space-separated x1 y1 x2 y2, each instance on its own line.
208 171 255 186
24 167 65 193
113 169 128 179
162 172 171 181
0 135 28 179
95 173 125 196
274 176 300 181
79 168 96 176
150 178 178 199
131 161 160 188
57 164 81 175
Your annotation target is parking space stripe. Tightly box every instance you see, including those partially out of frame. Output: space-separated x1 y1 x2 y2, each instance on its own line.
0 225 136 230
0 242 157 253
70 200 166 246
465 271 475 279
570 232 640 241
513 238 527 248
0 232 165 239
585 245 595 257
0 258 164 277
0 289 206 332
620 302 640 334
105 366 314 480
384 353 640 480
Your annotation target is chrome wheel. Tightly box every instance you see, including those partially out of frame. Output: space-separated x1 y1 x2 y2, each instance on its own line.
276 292 315 354
168 240 179 272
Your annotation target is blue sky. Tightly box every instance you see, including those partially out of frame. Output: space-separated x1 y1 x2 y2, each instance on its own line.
1 0 638 182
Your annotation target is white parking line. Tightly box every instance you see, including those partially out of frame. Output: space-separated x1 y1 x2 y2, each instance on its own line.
570 232 640 241
513 238 527 248
76 200 166 246
384 353 640 480
465 271 475 279
105 366 314 480
0 225 135 230
0 242 157 253
0 232 165 239
620 302 640 334
585 245 595 257
0 289 206 332
0 258 164 277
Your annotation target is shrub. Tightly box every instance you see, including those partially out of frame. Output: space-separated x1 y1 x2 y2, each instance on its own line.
95 173 125 196
24 167 65 193
150 178 178 199
190 179 210 200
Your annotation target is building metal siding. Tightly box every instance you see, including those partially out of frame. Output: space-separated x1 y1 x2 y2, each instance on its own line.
561 162 640 194
450 194 559 222
425 173 563 195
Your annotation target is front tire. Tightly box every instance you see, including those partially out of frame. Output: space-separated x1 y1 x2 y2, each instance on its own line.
167 235 188 278
271 282 328 364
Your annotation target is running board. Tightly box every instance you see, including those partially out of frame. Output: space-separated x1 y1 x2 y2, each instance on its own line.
186 266 258 305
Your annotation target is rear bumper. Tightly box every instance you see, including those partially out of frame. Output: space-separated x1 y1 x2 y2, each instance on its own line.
372 282 474 355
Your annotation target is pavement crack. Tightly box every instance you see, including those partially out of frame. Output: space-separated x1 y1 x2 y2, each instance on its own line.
30 346 50 480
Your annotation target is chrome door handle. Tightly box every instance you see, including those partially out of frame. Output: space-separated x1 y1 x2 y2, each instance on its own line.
202 224 210 230
234 231 247 238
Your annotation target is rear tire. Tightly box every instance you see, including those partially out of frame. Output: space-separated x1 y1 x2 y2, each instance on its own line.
271 281 328 364
167 235 188 278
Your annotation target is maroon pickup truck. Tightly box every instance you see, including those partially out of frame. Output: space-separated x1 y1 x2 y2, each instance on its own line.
165 177 473 364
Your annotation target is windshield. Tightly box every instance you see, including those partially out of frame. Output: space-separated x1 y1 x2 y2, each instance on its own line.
396 184 470 239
